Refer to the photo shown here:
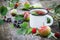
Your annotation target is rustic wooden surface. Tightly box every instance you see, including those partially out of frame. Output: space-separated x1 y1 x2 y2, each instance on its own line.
0 0 60 40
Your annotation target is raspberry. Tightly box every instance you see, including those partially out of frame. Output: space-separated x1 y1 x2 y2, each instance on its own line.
54 32 60 38
32 28 36 34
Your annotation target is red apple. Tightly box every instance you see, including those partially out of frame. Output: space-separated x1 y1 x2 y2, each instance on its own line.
38 26 51 37
10 9 17 16
24 11 30 21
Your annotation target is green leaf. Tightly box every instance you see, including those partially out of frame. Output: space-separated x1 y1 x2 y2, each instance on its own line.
47 18 50 23
17 21 29 34
20 22 28 28
15 15 24 20
24 3 30 9
48 32 53 38
9 2 14 8
19 14 24 17
10 23 14 28
17 22 31 35
26 28 32 34
17 28 27 35
11 0 19 3
31 12 38 16
0 19 4 25
55 5 60 14
48 32 57 39
0 6 8 16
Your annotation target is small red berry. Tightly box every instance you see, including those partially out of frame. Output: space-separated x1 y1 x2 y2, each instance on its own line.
32 28 36 34
54 32 60 38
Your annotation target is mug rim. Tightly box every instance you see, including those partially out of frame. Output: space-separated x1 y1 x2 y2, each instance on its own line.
30 8 49 16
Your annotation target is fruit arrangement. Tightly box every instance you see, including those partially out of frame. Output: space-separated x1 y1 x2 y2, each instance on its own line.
3 11 30 28
0 0 60 40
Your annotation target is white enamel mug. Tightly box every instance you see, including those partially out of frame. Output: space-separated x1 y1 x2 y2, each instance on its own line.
30 9 53 28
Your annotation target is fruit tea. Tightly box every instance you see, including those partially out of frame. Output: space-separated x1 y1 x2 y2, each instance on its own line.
31 10 48 16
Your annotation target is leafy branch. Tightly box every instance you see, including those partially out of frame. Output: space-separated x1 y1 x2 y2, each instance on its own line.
0 6 8 25
17 22 32 35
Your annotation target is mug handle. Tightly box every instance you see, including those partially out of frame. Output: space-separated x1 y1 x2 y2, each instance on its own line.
45 15 53 26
